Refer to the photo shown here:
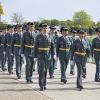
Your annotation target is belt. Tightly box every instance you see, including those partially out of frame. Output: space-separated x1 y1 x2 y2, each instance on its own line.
6 44 11 47
25 45 34 48
38 48 50 50
14 44 21 47
1 44 3 46
94 48 100 51
59 48 69 51
75 52 86 56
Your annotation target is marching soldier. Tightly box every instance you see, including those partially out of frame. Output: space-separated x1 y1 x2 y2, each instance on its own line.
54 31 59 69
91 29 100 82
70 30 92 90
34 23 56 91
0 28 7 71
11 24 23 79
82 30 92 78
70 30 77 75
0 29 2 68
56 26 71 83
4 25 14 75
49 26 58 79
84 30 91 47
21 22 38 83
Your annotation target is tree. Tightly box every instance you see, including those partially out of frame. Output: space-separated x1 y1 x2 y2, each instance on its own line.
72 10 93 29
42 20 51 26
97 22 100 28
66 19 73 29
38 17 44 23
34 21 40 29
11 13 24 24
60 21 67 26
51 19 60 26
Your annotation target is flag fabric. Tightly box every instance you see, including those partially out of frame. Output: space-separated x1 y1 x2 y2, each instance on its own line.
0 3 6 15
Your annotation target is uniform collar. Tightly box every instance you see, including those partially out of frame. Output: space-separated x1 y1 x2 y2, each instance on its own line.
63 36 67 39
79 38 84 42
43 33 48 36
18 32 22 34
29 31 34 34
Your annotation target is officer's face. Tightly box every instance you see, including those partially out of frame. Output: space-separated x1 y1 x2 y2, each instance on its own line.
72 33 76 37
79 33 84 39
63 31 68 36
42 27 48 34
3 29 7 34
9 28 14 33
17 27 22 33
29 25 34 31
50 29 55 34
98 32 100 37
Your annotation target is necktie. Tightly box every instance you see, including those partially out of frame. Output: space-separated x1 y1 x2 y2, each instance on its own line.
11 34 12 38
44 35 46 39
30 32 33 37
64 38 66 42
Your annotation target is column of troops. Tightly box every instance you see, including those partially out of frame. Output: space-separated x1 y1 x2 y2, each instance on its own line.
0 22 100 91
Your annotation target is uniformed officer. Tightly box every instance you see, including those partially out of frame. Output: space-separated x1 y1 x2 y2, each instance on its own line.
56 26 71 83
84 30 91 49
82 30 92 78
91 29 100 82
49 26 58 79
21 27 26 64
0 29 2 68
21 22 38 83
0 28 7 71
70 30 77 75
4 25 14 75
11 24 23 79
26 22 36 71
34 23 56 91
70 30 92 90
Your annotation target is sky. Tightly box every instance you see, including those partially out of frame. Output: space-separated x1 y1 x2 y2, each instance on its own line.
0 0 100 24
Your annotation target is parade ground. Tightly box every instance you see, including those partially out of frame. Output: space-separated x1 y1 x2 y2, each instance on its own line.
0 61 100 100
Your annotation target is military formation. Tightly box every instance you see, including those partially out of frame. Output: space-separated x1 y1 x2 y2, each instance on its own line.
0 22 100 91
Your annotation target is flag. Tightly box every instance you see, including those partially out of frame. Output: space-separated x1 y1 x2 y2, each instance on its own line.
0 3 6 16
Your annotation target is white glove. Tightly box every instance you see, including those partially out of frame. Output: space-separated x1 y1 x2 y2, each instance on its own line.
34 58 37 62
53 55 58 61
70 60 74 65
89 58 92 63
11 53 13 56
21 54 24 58
3 52 6 55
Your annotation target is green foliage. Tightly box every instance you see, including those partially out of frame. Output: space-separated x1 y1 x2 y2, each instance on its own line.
0 22 10 28
34 21 40 29
97 22 100 28
51 19 60 26
72 10 93 29
60 21 67 26
42 20 51 26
